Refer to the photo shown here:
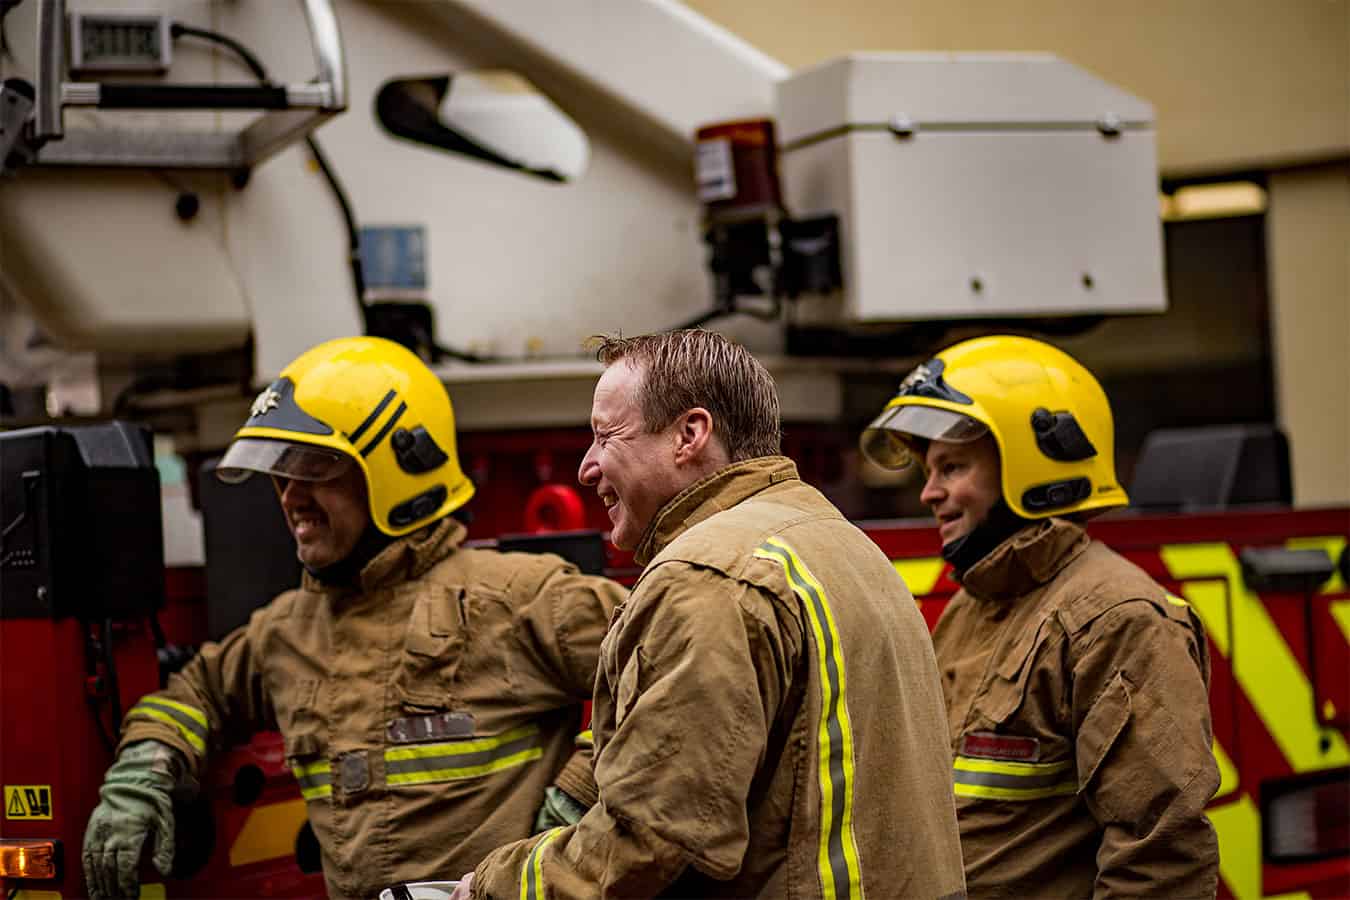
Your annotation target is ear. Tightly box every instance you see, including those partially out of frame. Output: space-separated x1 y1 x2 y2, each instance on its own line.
672 407 717 466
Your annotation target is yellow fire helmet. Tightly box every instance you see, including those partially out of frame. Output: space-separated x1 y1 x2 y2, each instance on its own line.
860 334 1128 519
215 336 475 536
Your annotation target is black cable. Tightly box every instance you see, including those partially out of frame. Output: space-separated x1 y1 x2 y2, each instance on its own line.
170 23 266 81
84 623 117 755
170 22 502 362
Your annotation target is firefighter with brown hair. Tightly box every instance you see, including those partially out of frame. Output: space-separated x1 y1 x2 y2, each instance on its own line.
861 334 1220 898
81 336 625 899
453 329 965 899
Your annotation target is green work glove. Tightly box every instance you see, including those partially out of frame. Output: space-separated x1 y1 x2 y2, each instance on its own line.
532 785 588 834
82 740 190 899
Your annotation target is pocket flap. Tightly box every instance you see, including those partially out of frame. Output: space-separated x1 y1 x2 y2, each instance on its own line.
1076 672 1132 791
285 730 325 760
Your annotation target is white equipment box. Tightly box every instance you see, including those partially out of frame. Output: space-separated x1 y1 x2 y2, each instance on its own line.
777 53 1166 322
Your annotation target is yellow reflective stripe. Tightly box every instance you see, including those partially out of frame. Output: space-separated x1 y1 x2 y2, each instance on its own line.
755 537 864 900
129 705 207 754
1160 543 1349 772
386 747 542 785
892 557 944 598
1285 536 1346 593
952 755 1076 800
1212 739 1239 801
953 781 1077 801
953 756 1072 777
520 827 563 900
140 697 207 727
384 723 540 762
291 759 332 800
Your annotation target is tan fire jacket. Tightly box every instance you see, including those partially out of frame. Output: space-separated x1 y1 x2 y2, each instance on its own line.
118 517 625 899
473 457 965 900
934 518 1219 899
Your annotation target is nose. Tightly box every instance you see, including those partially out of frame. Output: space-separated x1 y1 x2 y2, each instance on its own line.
274 475 310 507
919 470 944 507
578 442 600 487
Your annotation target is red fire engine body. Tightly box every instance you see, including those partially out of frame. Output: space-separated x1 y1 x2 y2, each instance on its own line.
2 463 1346 899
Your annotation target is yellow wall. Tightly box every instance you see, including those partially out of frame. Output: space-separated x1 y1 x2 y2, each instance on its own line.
685 0 1350 505
683 0 1349 177
1267 163 1350 506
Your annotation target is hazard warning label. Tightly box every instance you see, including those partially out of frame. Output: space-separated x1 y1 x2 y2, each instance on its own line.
4 785 53 820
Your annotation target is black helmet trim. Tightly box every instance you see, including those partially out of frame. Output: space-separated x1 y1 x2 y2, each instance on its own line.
244 378 333 436
895 358 973 405
347 389 397 445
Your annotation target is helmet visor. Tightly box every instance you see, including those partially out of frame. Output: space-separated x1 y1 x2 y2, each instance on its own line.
215 438 353 484
860 405 989 470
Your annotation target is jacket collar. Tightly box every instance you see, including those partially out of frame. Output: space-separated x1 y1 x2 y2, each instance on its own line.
301 515 466 596
634 456 799 566
958 517 1089 603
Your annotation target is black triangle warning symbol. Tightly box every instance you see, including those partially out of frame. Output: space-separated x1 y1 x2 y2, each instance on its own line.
6 791 27 817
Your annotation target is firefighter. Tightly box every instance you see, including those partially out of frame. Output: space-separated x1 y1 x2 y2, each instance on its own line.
454 329 965 899
860 334 1220 898
81 336 625 900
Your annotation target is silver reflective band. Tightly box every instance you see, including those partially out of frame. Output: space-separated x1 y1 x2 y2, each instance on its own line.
860 406 989 470
216 437 353 484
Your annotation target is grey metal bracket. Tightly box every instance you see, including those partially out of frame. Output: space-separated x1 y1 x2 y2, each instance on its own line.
31 0 346 169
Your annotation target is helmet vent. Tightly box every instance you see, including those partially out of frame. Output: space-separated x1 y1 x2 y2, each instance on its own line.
392 426 449 474
1030 408 1097 462
1022 477 1092 512
389 485 449 529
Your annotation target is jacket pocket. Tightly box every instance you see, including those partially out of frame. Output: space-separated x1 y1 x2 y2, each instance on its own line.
394 585 466 708
1077 673 1194 828
975 616 1057 727
270 678 326 759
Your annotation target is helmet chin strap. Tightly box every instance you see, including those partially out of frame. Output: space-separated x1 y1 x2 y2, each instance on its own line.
941 499 1035 579
306 520 397 586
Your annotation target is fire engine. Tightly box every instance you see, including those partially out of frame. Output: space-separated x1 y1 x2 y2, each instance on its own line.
1 1 1346 897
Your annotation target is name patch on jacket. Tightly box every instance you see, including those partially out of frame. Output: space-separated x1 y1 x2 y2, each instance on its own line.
960 731 1040 762
387 711 475 744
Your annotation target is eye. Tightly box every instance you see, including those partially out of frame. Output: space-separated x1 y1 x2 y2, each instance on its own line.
941 461 964 478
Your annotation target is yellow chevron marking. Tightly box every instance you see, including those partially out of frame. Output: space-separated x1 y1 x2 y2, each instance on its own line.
1330 600 1350 648
1212 739 1239 801
229 798 309 867
892 557 945 599
1169 576 1231 657
1160 543 1349 773
1285 536 1346 593
1207 794 1312 900
138 887 166 899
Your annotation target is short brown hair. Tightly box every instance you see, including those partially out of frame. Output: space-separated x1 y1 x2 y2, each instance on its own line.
591 330 781 462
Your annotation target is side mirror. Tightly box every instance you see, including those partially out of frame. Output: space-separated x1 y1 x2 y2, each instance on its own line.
375 70 588 183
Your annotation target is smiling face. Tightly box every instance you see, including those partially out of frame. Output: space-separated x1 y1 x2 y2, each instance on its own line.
920 435 1003 546
273 461 371 569
578 360 696 551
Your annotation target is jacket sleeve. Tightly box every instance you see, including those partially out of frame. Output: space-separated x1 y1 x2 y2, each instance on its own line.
117 613 273 779
511 560 627 700
1070 597 1220 899
507 559 626 809
472 563 799 899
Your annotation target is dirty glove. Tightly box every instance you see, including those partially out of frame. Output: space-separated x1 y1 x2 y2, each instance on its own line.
532 785 587 833
83 740 192 899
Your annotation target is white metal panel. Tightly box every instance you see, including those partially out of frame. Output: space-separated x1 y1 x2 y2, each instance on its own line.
434 0 787 149
0 169 252 352
779 54 1165 322
777 53 1155 145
